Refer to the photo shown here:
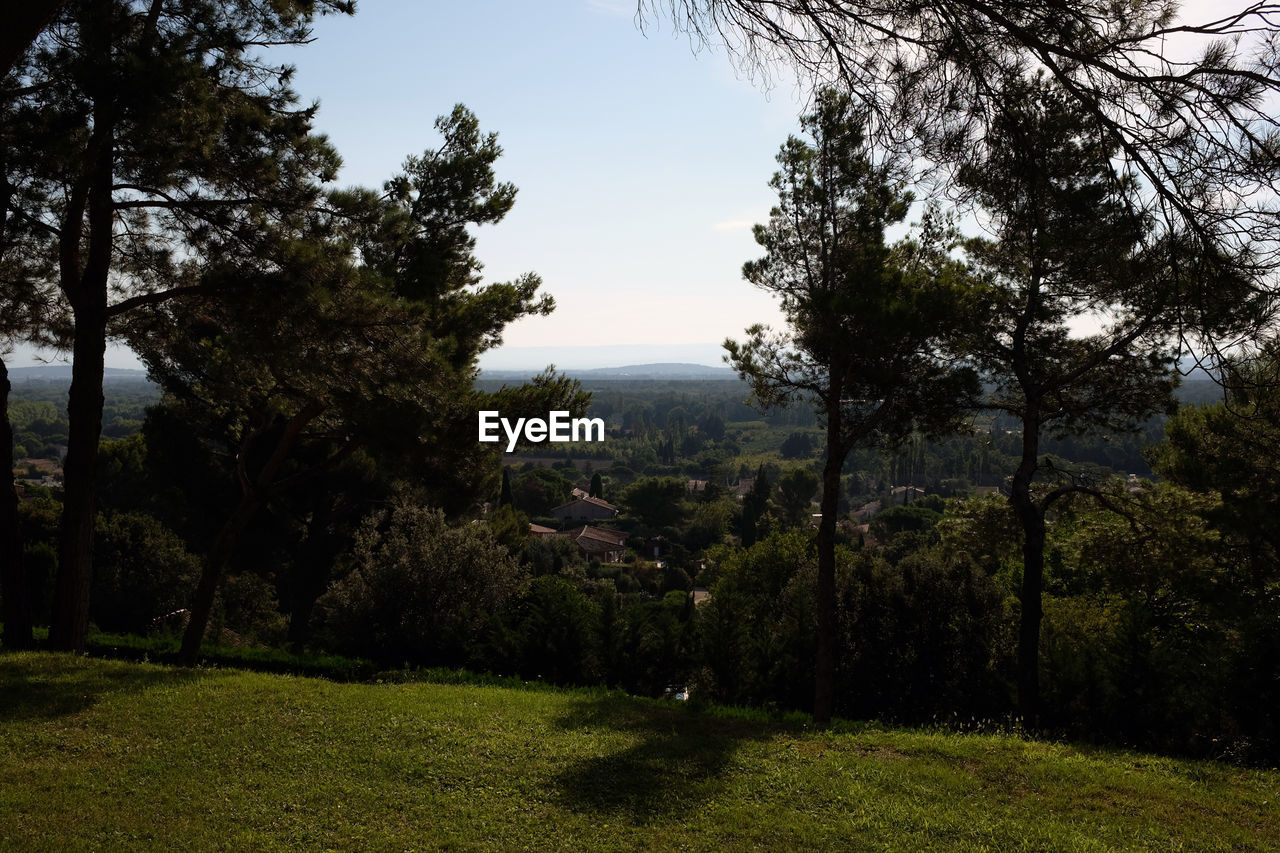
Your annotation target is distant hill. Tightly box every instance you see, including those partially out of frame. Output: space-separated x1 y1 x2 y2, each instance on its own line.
477 342 728 372
8 365 150 383
482 362 738 381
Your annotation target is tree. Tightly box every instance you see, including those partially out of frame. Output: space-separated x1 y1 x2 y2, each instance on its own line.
622 477 688 529
500 468 515 507
642 1 1280 296
780 431 814 459
513 468 573 518
589 471 604 500
0 112 64 650
726 89 978 724
956 77 1257 724
1153 337 1280 585
4 0 353 652
127 105 579 663
316 501 525 667
0 0 66 77
776 467 819 528
1148 341 1280 753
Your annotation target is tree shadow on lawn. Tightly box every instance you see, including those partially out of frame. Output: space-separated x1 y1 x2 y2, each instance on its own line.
0 651 214 724
550 694 783 825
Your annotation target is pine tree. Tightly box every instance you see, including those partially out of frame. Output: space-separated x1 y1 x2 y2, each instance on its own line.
727 89 977 724
4 0 353 651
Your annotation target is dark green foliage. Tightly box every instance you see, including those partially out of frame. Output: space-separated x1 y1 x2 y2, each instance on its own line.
698 412 726 442
492 575 602 685
621 477 688 529
868 504 942 540
775 467 818 528
612 590 698 696
698 532 819 708
779 431 813 459
522 534 587 578
699 531 1010 720
499 467 514 507
486 503 529 555
837 548 1012 724
315 502 525 667
512 467 573 517
90 512 199 635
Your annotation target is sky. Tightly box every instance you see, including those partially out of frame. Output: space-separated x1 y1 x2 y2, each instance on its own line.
6 0 1244 370
11 0 807 369
283 0 803 368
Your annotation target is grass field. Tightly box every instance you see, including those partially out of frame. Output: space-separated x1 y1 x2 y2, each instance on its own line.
2 652 1276 851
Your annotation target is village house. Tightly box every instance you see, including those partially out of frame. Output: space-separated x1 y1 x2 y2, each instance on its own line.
852 500 882 522
561 525 627 563
890 485 925 505
550 495 619 522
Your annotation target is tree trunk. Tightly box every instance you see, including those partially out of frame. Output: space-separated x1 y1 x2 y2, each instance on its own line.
178 491 264 664
1 358 34 649
287 499 335 653
49 77 114 652
813 400 844 727
49 308 106 652
1011 411 1045 727
179 400 324 664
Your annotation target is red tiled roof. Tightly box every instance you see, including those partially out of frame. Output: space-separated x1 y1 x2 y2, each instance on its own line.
550 495 618 514
566 525 626 547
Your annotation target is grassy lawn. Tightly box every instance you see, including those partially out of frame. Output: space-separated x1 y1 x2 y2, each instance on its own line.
1 652 1276 851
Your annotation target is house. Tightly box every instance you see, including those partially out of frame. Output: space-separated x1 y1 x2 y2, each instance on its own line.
686 479 707 494
528 523 557 538
550 495 619 522
890 485 925 505
570 486 589 500
734 477 755 499
690 587 711 606
561 525 627 563
852 500 881 522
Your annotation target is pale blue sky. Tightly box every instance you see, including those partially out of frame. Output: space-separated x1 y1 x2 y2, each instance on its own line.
10 0 1237 370
282 0 801 359
12 0 806 369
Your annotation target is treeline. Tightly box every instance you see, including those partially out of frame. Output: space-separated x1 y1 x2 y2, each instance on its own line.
9 356 1277 762
9 378 156 459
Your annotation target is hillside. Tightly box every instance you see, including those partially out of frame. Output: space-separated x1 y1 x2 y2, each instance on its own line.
1 654 1275 851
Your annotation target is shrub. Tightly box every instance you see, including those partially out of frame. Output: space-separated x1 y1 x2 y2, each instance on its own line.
91 512 201 635
316 502 525 666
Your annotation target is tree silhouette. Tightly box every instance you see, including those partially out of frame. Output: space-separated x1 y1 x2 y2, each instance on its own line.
727 89 977 724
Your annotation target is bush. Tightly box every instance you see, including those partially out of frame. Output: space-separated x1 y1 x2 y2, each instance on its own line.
91 512 201 635
316 502 526 666
490 575 602 684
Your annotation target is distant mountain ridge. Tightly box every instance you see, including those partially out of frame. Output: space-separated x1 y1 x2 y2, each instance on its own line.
482 362 738 381
8 365 149 382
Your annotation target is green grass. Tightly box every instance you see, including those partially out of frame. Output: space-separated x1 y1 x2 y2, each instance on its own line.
2 653 1276 851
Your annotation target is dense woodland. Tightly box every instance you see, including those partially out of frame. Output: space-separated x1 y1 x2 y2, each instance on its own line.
8 368 1279 761
4 0 1280 773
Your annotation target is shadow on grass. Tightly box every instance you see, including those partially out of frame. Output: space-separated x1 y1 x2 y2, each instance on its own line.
550 694 777 824
0 651 211 724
